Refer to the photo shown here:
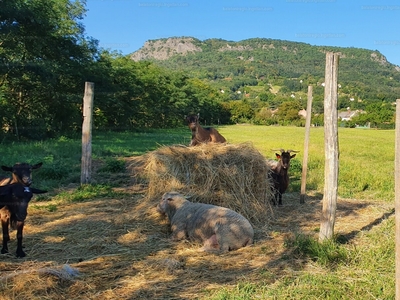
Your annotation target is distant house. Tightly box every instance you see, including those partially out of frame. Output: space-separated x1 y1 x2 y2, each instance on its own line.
298 109 362 121
298 109 307 118
338 109 361 121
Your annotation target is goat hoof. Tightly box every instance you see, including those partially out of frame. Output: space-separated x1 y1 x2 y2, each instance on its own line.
16 251 26 258
1 248 9 254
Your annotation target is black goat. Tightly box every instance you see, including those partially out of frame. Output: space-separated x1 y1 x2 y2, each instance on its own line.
0 183 47 257
0 162 45 257
0 162 43 186
268 149 298 206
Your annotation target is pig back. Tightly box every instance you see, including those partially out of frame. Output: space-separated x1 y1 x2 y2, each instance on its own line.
171 202 253 244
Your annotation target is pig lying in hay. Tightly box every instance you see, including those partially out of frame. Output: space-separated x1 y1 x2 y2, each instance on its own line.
157 191 254 253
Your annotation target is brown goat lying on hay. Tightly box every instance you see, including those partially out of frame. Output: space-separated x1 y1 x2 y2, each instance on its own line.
186 114 226 146
157 191 254 253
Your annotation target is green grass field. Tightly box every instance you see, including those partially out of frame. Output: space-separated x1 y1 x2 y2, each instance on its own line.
1 126 394 201
0 125 396 299
217 125 395 202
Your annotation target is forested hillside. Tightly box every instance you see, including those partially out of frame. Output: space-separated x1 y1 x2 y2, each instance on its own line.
132 37 400 102
132 37 400 127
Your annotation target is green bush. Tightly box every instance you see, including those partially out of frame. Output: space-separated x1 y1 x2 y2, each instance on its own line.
98 158 126 173
285 234 349 267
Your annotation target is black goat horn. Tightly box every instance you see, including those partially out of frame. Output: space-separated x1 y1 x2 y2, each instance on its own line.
287 149 300 153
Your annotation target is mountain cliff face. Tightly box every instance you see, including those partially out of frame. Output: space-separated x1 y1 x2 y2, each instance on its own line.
130 37 202 61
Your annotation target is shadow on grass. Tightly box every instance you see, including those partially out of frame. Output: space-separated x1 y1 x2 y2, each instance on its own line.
338 207 395 243
258 191 394 280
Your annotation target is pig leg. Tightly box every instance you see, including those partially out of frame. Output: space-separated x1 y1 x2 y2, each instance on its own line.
217 230 240 252
201 234 220 252
170 223 188 241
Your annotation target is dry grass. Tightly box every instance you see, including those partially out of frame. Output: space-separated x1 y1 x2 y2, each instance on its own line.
0 143 395 300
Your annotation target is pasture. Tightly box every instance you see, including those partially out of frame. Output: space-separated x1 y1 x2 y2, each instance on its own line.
0 125 395 299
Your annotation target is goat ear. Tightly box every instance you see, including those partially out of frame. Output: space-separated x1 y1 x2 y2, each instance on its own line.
1 166 12 172
32 162 43 169
30 188 47 194
290 154 296 159
275 153 281 159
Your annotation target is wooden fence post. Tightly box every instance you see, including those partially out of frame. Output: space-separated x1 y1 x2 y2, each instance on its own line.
319 52 339 241
81 82 94 185
395 98 400 299
300 85 313 204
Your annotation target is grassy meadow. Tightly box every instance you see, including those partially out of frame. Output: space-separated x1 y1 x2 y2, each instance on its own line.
219 125 395 202
0 125 396 299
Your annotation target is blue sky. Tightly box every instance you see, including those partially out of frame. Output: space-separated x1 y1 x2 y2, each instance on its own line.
82 0 400 66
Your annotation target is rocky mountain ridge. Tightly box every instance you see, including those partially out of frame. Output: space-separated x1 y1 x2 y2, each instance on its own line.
130 36 395 68
130 37 202 61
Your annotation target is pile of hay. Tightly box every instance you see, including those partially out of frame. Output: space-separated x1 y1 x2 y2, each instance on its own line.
135 143 274 224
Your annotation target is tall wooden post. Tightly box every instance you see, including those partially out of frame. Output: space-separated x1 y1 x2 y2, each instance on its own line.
300 85 313 204
81 82 94 184
319 52 339 241
395 98 400 299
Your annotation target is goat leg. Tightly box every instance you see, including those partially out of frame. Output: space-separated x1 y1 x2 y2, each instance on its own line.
271 192 278 206
1 218 10 254
15 221 26 258
278 192 283 206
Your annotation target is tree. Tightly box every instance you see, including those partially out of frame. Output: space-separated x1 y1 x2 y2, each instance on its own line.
89 52 229 130
226 100 254 123
276 100 302 124
0 0 98 139
254 107 277 125
351 102 395 128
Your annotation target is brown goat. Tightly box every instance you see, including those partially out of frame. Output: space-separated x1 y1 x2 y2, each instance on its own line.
186 114 226 146
268 149 298 206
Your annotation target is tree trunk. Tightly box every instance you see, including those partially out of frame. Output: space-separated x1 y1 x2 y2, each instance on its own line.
81 82 94 184
319 52 339 241
300 85 313 204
